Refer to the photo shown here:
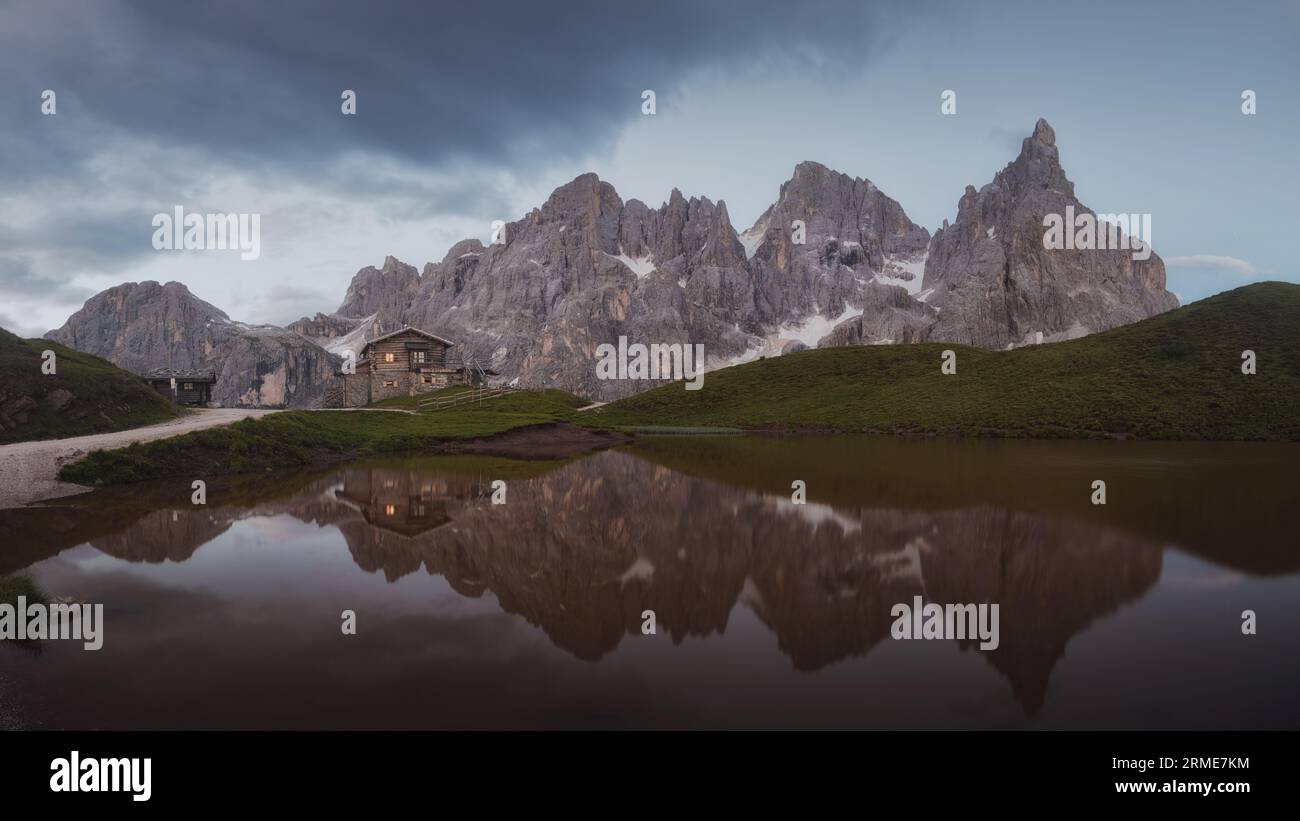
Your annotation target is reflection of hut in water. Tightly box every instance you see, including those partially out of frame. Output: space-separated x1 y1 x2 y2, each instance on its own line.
335 467 485 537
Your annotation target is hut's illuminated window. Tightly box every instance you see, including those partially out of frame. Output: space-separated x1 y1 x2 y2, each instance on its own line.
384 352 395 363
384 504 396 516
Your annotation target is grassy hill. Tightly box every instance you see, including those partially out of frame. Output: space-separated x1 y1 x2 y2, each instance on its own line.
0 326 176 444
595 282 1300 440
369 386 589 415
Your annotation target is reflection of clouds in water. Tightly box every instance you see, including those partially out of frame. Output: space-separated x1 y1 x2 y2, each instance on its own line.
1158 570 1244 590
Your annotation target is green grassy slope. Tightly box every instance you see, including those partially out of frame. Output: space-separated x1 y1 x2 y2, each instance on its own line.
371 386 589 414
58 388 591 485
0 327 176 444
595 283 1300 440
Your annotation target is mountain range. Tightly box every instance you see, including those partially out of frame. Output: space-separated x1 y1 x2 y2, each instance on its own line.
45 119 1179 407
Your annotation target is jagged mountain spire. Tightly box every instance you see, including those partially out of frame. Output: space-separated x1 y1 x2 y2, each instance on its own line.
921 118 1177 348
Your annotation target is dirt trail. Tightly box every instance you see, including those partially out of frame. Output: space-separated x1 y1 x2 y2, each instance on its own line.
0 409 277 509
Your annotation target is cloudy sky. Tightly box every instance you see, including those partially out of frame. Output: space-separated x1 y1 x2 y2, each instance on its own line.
1 0 1296 337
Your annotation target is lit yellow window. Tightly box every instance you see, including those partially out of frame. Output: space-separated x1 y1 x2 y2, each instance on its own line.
384 352 395 363
384 504 396 516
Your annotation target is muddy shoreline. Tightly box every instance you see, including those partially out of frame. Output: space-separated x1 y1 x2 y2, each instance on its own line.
447 422 632 460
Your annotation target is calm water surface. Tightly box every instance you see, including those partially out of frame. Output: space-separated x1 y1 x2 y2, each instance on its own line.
1 436 1297 729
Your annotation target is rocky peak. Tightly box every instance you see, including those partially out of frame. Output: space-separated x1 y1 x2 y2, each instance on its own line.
1004 116 1071 198
48 281 228 351
47 282 340 408
527 172 622 255
1031 116 1055 146
381 255 415 275
439 238 486 265
758 161 930 263
336 257 421 318
741 161 930 295
922 119 1176 348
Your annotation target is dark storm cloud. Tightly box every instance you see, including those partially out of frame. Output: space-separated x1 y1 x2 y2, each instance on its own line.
0 0 937 181
0 0 942 329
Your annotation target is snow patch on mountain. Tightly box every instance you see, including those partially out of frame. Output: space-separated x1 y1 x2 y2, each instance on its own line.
738 223 768 260
325 314 375 358
874 252 928 295
777 305 864 348
608 248 656 277
720 304 865 368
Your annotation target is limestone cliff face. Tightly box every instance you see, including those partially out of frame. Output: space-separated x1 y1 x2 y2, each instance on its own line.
295 166 937 400
45 281 339 408
745 160 931 325
335 255 422 320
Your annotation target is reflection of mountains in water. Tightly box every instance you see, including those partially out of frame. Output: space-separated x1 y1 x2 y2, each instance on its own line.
32 450 1167 716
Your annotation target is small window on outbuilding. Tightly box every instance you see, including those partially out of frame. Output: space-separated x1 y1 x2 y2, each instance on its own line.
384 352 396 363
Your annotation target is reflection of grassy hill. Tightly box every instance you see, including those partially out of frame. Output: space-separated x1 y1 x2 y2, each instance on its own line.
597 283 1300 440
0 573 48 607
628 435 1300 576
0 326 175 443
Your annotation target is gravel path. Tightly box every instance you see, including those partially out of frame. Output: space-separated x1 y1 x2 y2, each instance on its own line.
0 409 278 509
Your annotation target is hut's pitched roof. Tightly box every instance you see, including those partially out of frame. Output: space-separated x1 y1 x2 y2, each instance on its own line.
144 368 217 382
362 326 456 350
